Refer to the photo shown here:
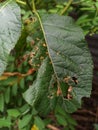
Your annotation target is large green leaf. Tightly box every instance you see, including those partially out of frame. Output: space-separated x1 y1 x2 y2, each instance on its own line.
23 14 93 113
0 0 21 75
40 14 93 103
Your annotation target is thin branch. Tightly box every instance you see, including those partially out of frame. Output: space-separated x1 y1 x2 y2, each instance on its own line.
47 124 60 130
60 0 73 15
16 0 26 5
73 109 96 116
1 68 35 78
72 115 95 122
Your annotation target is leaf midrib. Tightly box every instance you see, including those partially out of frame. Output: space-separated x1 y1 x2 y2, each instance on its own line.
37 14 61 84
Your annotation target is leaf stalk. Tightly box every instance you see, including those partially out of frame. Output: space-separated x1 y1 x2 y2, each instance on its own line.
60 0 73 15
16 0 26 5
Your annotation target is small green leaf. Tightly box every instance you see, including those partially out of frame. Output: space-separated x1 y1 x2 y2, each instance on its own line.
19 104 30 115
69 124 75 130
4 87 10 104
20 78 25 89
0 118 11 128
56 114 67 126
34 116 45 129
55 104 66 116
17 96 23 106
7 109 20 118
0 93 4 112
19 114 32 129
31 108 38 116
11 83 18 96
66 115 77 126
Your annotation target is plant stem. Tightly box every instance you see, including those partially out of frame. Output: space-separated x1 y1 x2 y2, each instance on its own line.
16 0 26 5
32 0 45 38
60 0 73 15
47 124 60 130
32 0 36 13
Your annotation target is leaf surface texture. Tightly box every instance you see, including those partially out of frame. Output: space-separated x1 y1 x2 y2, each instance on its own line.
0 0 21 75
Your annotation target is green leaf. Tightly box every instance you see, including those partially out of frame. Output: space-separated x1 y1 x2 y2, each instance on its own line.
19 104 30 115
31 108 38 116
23 57 53 107
56 114 67 126
35 93 52 116
7 109 20 118
34 116 45 129
20 128 27 130
20 78 25 89
69 125 75 130
63 99 80 113
0 118 11 128
55 104 77 126
11 83 18 96
0 0 21 75
94 124 98 130
4 87 10 104
66 115 77 126
40 14 93 104
19 114 32 129
0 93 4 112
55 104 66 116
